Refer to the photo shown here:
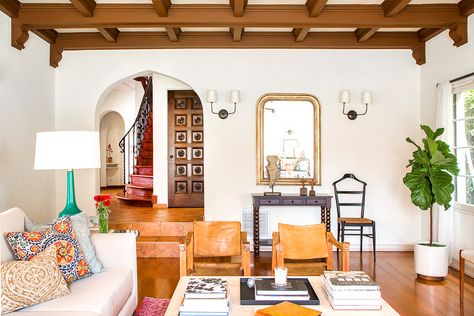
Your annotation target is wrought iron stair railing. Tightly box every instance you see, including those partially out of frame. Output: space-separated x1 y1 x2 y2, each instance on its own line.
119 77 153 190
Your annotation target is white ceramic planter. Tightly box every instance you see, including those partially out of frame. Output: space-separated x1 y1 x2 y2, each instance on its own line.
414 243 449 278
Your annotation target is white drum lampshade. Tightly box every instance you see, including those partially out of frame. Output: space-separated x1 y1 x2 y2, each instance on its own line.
34 131 101 217
34 131 100 170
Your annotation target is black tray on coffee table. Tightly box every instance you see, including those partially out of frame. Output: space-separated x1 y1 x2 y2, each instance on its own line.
240 278 320 305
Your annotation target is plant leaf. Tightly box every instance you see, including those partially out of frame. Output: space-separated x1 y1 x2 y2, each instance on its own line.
421 125 435 139
430 169 454 207
431 151 449 166
413 150 430 166
406 137 421 150
433 127 445 139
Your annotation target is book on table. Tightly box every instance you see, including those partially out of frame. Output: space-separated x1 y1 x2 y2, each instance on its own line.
322 271 382 311
184 278 228 299
254 278 310 301
323 271 380 291
180 278 230 316
255 279 309 295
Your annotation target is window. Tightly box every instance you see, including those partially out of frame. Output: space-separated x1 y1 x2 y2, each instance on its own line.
453 77 474 205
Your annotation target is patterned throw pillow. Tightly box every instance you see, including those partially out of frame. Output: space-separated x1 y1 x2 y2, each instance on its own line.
1 245 70 314
5 216 92 283
25 212 104 273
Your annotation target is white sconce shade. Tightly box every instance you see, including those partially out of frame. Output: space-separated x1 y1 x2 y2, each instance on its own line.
230 90 240 103
339 90 351 103
34 131 100 170
207 89 217 103
362 91 373 105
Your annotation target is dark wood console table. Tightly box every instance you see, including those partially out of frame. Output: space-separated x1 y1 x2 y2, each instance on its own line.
251 193 333 257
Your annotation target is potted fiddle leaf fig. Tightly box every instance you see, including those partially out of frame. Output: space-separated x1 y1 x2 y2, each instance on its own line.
403 125 459 280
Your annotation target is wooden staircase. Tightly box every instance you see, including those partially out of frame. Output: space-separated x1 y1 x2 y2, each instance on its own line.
116 77 154 207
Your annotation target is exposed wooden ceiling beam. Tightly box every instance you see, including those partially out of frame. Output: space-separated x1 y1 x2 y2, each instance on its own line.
98 27 119 42
417 28 444 42
305 0 328 17
230 27 244 41
32 29 58 44
49 31 425 67
449 21 468 47
230 0 248 17
14 4 464 29
0 0 21 18
165 27 181 42
292 28 310 42
458 0 474 16
152 0 171 17
355 28 378 42
70 0 96 17
382 0 412 17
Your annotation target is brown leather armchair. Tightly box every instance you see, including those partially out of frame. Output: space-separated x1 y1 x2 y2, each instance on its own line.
179 221 251 276
272 223 350 275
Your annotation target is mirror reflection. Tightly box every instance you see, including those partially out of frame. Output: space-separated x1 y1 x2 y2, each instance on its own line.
257 94 320 185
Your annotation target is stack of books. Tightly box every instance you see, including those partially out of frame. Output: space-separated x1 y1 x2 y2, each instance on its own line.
254 279 310 301
322 271 382 311
179 278 230 316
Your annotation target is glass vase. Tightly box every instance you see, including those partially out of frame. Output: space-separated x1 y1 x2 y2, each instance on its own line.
98 209 109 233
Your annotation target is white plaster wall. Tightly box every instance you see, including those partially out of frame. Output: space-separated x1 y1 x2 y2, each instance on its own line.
152 73 192 204
420 15 474 275
54 48 421 250
99 111 125 187
0 13 55 222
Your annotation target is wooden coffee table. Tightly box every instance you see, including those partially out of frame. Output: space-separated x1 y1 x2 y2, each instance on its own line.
164 276 400 316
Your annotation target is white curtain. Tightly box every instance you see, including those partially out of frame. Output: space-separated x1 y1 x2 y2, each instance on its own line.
435 81 454 263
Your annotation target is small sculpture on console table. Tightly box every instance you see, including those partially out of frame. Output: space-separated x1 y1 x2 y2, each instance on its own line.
264 155 281 196
309 179 316 196
300 178 308 196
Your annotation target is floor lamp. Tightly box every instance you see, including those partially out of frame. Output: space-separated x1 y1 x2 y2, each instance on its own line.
34 131 101 217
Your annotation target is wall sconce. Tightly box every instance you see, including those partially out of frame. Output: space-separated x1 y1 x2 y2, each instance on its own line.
339 90 373 120
207 89 240 119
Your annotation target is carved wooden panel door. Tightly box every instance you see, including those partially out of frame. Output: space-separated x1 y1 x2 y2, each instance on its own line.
168 91 204 207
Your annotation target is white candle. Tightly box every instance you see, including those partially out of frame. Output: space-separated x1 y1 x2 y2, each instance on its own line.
274 267 288 286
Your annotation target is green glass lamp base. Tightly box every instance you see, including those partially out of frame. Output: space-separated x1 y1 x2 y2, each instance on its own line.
58 170 83 217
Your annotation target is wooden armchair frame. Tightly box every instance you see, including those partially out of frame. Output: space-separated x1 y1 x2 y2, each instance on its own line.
272 230 350 274
179 225 250 277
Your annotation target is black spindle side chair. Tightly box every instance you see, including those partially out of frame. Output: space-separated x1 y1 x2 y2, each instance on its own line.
332 173 376 260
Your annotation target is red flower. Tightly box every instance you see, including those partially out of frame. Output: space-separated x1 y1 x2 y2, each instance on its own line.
103 200 111 207
94 194 112 203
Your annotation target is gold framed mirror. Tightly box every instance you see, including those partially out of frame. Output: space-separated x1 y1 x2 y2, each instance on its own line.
256 93 321 185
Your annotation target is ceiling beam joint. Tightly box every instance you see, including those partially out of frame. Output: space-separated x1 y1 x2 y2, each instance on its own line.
230 0 248 17
152 0 171 17
98 27 120 42
458 0 474 16
355 28 378 42
0 0 21 18
305 0 328 17
70 0 96 17
32 29 58 44
166 27 181 42
230 27 244 41
293 27 310 42
381 0 412 17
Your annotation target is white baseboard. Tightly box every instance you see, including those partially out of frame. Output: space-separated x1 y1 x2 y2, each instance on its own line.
451 258 474 278
252 244 414 252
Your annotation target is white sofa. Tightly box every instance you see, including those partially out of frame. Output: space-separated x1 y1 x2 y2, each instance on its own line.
0 207 138 316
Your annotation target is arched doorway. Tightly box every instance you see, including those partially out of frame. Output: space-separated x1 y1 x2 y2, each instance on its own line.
99 111 125 188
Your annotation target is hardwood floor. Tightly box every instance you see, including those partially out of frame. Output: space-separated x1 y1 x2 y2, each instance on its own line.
137 251 474 316
101 188 474 315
